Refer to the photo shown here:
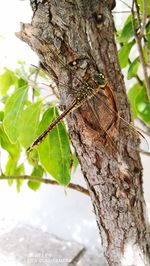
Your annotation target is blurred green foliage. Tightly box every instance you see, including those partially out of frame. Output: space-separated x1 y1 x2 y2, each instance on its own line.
117 1 150 125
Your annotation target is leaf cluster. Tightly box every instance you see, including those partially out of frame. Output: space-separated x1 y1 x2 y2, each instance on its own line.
0 63 78 191
117 0 150 125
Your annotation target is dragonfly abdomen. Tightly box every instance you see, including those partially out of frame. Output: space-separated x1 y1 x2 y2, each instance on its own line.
27 99 79 152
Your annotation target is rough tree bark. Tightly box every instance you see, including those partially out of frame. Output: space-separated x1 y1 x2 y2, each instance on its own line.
17 0 150 265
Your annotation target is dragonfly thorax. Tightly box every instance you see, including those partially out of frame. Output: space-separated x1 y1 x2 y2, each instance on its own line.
76 86 93 102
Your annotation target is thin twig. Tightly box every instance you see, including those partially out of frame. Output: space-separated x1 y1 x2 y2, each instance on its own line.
32 67 39 103
135 121 150 156
139 150 150 156
112 11 131 14
0 175 90 196
132 0 150 100
141 0 150 67
140 0 147 37
136 117 150 136
119 0 131 10
134 0 141 28
136 126 150 137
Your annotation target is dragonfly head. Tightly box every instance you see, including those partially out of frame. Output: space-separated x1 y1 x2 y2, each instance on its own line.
93 73 107 88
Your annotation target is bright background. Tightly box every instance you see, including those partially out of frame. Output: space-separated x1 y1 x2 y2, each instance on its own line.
0 0 149 253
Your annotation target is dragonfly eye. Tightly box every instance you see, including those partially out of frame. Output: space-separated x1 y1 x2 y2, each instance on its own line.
93 73 106 86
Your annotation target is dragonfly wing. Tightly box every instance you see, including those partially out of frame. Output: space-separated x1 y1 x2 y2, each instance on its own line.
87 100 119 154
94 92 149 153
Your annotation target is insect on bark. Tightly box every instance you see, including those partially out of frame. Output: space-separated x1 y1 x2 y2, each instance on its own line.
27 73 107 152
26 47 149 154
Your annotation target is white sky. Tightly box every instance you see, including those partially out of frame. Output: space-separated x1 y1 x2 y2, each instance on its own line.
0 0 130 70
0 0 38 70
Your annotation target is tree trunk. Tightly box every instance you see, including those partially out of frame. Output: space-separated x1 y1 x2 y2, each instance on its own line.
17 0 150 265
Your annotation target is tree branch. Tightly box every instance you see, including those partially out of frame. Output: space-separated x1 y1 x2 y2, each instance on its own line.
0 175 89 196
132 0 150 100
16 1 150 264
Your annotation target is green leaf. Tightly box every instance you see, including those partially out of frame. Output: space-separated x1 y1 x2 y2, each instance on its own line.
31 165 44 177
5 160 24 189
128 83 142 119
5 158 17 177
16 78 27 90
135 86 150 124
28 165 44 191
72 153 79 172
0 111 4 121
36 107 71 185
0 125 20 160
118 41 134 68
127 57 140 79
3 85 28 143
117 15 133 43
28 180 41 191
16 179 23 192
15 164 25 192
17 60 25 65
31 165 44 178
27 149 39 167
0 68 18 96
19 101 41 148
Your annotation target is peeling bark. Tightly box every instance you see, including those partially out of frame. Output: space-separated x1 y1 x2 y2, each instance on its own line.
16 0 150 265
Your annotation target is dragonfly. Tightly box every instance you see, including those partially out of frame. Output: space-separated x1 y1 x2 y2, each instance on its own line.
26 46 149 154
27 72 108 152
